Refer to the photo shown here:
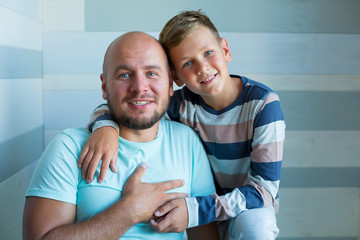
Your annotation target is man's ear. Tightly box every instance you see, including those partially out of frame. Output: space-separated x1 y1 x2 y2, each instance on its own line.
220 38 232 63
100 74 107 100
170 70 184 87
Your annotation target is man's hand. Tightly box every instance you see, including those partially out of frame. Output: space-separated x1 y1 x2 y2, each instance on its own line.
122 163 188 224
78 126 119 183
150 198 188 233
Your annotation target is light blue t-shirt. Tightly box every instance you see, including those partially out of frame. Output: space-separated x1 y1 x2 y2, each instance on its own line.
26 120 215 239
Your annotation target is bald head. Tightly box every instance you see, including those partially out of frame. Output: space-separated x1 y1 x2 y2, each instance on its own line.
102 32 169 79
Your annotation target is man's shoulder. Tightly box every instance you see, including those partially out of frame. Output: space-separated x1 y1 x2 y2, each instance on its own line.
160 120 198 138
49 128 90 151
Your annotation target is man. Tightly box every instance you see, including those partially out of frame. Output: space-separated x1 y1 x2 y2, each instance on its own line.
23 32 219 240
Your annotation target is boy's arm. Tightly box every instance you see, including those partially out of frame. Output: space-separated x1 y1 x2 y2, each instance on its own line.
79 104 120 183
185 92 286 227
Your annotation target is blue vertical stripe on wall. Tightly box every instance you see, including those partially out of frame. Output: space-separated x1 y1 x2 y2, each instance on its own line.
0 45 42 78
0 127 43 183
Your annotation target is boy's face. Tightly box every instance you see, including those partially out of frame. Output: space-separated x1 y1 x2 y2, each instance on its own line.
168 26 232 98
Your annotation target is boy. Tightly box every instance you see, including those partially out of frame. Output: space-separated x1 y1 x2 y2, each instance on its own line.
80 11 285 239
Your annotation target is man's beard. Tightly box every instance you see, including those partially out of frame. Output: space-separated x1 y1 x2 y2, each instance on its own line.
108 93 169 130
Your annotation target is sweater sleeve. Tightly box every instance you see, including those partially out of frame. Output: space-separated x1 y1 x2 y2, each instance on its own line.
186 92 285 227
87 104 119 133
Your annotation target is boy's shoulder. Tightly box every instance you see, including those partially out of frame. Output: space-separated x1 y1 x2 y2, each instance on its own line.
239 75 277 101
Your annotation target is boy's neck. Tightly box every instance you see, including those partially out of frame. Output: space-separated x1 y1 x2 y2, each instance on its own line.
201 76 242 111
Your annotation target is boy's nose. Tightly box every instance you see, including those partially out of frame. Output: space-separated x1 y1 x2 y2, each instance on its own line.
196 62 210 75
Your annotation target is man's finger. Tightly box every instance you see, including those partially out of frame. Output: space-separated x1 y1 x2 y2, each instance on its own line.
127 163 147 183
164 192 188 203
156 179 185 192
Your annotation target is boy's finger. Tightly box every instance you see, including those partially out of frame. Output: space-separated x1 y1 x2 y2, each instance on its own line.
78 147 89 168
154 202 175 217
150 214 172 233
98 153 112 183
81 151 94 179
110 152 118 173
86 152 102 183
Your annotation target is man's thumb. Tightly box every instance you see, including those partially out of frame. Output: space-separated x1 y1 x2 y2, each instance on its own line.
130 162 147 182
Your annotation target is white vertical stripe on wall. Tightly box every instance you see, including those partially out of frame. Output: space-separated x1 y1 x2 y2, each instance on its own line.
278 188 360 238
283 131 360 168
43 0 84 31
0 7 42 50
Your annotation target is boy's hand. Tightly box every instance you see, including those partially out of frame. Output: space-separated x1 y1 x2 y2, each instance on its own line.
78 126 119 183
122 163 188 223
150 198 188 233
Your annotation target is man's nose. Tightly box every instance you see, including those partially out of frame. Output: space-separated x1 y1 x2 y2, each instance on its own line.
130 74 148 93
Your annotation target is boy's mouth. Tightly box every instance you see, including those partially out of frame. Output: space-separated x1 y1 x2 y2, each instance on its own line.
200 73 217 84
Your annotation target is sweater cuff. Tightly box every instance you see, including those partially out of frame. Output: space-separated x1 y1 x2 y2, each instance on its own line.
92 120 119 134
185 197 199 228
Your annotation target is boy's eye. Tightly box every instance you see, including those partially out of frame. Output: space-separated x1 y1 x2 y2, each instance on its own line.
204 50 212 56
183 61 192 68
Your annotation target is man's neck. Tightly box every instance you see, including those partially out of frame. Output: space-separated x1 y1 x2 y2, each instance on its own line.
119 122 160 143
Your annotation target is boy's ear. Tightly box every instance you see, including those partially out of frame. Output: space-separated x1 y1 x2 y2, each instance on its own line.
100 74 108 100
170 70 185 87
220 38 232 62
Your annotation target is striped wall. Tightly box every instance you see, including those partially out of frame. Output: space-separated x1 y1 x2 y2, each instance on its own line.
0 0 358 239
42 1 360 239
0 0 43 239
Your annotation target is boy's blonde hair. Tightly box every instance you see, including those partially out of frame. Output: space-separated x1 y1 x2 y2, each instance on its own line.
159 10 221 56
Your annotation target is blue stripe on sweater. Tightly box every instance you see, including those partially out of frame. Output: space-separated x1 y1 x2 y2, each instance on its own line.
195 195 216 225
254 100 284 128
203 140 251 159
252 161 282 181
88 112 113 132
239 185 264 209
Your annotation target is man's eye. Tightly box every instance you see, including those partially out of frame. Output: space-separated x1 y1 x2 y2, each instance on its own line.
147 72 157 77
204 50 212 56
119 73 130 78
183 61 192 68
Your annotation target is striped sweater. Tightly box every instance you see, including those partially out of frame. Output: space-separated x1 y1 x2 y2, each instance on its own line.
88 75 285 227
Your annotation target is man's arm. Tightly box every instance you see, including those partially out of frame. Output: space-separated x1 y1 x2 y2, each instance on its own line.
23 196 134 240
23 163 187 240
